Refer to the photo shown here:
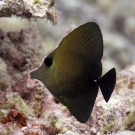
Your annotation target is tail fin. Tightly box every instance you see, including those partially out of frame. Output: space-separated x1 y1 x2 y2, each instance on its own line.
97 68 116 102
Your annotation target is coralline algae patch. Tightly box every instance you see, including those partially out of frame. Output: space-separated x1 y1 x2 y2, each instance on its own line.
0 25 46 90
0 21 135 135
115 64 135 131
116 64 135 93
0 64 135 134
0 0 57 24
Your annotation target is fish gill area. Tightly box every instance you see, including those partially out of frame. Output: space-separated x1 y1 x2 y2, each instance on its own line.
0 0 135 135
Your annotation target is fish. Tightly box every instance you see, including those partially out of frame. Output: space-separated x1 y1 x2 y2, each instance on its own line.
30 22 116 123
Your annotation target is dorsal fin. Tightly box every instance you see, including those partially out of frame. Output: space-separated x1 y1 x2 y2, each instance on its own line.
59 22 103 62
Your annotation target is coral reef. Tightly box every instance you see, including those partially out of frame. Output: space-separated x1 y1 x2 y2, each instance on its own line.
0 0 57 24
1 68 135 134
0 26 135 134
54 0 135 73
0 0 135 134
0 25 46 90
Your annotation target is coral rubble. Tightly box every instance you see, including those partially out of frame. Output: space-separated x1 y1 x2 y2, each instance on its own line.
0 25 46 90
0 25 135 134
0 0 57 24
0 0 135 134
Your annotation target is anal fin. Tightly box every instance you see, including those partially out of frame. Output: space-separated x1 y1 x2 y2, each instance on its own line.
61 85 98 123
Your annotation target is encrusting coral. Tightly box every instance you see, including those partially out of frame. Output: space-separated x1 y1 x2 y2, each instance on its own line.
0 25 46 90
0 1 135 134
0 25 135 134
0 0 57 24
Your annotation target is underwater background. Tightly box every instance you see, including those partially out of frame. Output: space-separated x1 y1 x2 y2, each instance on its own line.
0 0 135 134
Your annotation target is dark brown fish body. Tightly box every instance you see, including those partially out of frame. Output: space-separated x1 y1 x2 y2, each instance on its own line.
46 51 100 94
30 22 116 123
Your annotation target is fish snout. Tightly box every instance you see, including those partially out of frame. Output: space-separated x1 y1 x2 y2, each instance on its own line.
30 70 39 79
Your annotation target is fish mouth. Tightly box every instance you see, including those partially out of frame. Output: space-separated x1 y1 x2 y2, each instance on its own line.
30 65 54 81
30 70 41 80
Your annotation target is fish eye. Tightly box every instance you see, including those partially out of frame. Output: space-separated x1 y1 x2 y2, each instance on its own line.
44 57 53 67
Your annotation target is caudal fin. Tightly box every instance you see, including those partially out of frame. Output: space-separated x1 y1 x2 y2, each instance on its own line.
97 68 116 102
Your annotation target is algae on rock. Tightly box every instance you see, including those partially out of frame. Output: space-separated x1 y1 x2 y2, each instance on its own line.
0 0 57 24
